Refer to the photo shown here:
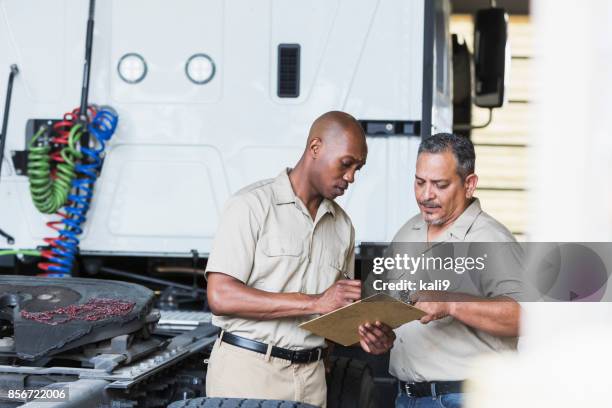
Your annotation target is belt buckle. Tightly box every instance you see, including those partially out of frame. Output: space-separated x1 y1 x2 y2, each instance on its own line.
316 348 322 361
404 383 413 397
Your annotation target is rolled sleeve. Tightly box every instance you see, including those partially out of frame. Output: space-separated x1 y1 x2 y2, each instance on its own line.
470 242 525 302
205 196 260 283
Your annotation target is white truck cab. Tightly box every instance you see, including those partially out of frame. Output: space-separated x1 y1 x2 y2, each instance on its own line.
0 0 455 258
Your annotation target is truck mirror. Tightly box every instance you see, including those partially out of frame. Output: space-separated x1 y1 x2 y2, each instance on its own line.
473 7 509 108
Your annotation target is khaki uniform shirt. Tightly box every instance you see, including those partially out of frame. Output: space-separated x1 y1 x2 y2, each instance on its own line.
205 169 355 349
388 198 522 382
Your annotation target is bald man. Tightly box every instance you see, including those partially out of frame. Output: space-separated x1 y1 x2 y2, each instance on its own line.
204 111 395 406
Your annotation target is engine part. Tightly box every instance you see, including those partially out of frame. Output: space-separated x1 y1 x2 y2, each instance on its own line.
0 275 154 360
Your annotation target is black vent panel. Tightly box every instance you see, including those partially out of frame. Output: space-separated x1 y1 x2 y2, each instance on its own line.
277 44 300 98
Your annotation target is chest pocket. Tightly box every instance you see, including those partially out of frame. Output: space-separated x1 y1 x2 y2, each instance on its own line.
254 234 305 291
261 235 303 257
327 258 345 279
323 239 347 267
319 244 348 285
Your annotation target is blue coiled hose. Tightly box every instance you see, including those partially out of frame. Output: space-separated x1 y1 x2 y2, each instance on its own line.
45 109 118 273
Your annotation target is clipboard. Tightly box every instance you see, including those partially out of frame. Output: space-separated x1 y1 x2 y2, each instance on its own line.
299 293 426 346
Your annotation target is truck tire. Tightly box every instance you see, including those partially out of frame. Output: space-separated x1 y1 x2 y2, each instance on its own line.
167 398 318 408
327 357 378 408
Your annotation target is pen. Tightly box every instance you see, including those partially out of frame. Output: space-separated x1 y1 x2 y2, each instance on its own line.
342 271 359 302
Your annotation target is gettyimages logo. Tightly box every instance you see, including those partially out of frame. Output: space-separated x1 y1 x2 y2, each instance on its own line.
371 253 487 275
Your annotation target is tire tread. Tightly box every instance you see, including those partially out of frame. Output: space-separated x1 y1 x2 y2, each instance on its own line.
168 397 317 408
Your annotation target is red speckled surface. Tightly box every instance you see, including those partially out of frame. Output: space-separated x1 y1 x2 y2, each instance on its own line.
21 298 135 325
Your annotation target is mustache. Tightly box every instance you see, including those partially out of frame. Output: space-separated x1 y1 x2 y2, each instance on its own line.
418 200 441 208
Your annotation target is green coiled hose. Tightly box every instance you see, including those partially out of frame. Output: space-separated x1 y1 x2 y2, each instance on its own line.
27 124 83 214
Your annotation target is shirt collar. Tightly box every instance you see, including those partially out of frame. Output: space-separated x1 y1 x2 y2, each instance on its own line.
273 168 296 205
319 197 336 217
448 198 482 240
272 168 336 217
411 198 482 241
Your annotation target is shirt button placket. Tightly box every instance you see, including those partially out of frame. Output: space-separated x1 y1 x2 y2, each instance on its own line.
308 228 314 262
302 227 314 293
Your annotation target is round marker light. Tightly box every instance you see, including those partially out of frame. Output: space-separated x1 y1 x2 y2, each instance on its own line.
185 53 215 84
117 53 147 84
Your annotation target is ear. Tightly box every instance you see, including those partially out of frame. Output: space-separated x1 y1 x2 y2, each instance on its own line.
309 137 322 159
464 173 478 198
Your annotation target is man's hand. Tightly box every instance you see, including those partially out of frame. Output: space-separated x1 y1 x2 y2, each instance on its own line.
314 279 361 314
411 290 454 324
358 321 396 355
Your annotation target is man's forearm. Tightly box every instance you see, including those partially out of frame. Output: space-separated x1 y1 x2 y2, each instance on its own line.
450 295 520 337
208 277 320 320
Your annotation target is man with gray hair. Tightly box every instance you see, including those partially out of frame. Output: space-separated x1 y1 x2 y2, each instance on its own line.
387 133 522 408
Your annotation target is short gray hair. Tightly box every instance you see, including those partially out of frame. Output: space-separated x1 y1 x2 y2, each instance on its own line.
418 133 475 180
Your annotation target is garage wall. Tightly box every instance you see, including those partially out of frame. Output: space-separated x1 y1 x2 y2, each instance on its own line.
450 15 533 239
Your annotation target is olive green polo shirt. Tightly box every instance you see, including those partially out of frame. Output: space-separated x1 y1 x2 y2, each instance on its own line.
388 198 523 382
205 169 355 349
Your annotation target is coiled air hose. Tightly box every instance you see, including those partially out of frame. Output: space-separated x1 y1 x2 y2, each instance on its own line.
27 123 84 214
37 108 118 274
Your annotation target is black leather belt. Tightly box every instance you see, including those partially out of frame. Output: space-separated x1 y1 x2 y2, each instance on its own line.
399 380 463 397
219 332 327 364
